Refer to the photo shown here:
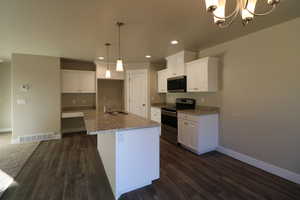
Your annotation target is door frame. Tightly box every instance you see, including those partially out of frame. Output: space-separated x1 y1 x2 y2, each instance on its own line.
125 69 149 119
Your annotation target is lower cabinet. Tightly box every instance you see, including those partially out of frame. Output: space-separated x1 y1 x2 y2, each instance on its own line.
178 113 218 154
151 107 161 123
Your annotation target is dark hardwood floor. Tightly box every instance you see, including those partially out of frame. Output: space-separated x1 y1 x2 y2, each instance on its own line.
2 134 300 200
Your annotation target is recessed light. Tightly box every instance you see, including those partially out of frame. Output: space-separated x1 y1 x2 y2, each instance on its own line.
170 40 179 45
145 55 151 58
98 56 104 60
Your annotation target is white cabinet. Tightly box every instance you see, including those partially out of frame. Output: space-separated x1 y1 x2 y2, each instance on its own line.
97 63 125 80
166 51 197 78
151 107 161 123
80 71 96 93
178 113 218 154
186 57 219 92
157 69 168 93
61 70 96 93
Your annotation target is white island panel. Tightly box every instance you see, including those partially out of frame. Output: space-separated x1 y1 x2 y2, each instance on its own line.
97 126 160 199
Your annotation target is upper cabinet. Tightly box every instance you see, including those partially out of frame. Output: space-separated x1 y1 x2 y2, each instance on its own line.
97 63 125 80
62 70 96 93
166 51 197 78
157 69 168 93
186 57 219 92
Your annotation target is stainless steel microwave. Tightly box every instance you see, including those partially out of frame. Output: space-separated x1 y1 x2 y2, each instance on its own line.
167 76 187 93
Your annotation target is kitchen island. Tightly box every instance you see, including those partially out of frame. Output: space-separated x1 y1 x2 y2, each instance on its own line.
84 111 161 200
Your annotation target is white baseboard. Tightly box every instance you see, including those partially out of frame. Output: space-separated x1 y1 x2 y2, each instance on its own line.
0 128 12 133
217 146 300 185
11 132 61 144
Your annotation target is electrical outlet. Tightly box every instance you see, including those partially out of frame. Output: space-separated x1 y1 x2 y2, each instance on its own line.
200 97 205 103
72 99 76 104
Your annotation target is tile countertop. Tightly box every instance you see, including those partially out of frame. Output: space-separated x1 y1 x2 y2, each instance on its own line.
83 111 160 135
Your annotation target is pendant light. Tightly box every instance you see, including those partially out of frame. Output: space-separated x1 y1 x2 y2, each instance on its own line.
116 22 124 72
105 43 111 78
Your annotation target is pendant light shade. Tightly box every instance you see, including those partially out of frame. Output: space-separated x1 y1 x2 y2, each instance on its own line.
116 22 124 72
105 43 111 78
116 59 123 72
105 69 111 78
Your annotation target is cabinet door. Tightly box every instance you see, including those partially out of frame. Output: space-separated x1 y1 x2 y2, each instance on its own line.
186 59 208 92
157 70 167 93
178 119 199 151
178 119 190 146
157 71 163 93
186 62 196 91
188 121 199 151
167 56 177 77
79 71 96 93
174 53 185 76
162 70 168 92
62 70 79 93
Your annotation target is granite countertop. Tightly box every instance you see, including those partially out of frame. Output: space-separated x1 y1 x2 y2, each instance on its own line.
151 103 175 108
84 111 160 135
178 106 220 116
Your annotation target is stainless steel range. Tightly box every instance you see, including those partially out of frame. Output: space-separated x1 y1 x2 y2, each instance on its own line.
161 98 196 144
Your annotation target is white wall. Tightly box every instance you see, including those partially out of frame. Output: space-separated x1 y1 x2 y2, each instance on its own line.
0 61 11 131
198 18 300 174
11 54 61 139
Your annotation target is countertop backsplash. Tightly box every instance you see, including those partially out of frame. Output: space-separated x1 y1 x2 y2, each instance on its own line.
165 92 221 107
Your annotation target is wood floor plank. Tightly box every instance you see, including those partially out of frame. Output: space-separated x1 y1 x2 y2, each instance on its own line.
2 134 299 200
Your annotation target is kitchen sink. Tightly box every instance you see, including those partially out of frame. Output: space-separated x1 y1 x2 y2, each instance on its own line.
106 111 128 115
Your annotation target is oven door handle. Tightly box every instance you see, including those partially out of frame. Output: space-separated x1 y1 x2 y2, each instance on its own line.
162 110 177 117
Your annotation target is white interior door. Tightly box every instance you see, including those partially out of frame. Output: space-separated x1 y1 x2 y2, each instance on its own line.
127 69 148 118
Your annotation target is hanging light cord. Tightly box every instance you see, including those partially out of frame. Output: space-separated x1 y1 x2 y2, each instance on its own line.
118 24 121 60
116 22 124 60
105 43 110 70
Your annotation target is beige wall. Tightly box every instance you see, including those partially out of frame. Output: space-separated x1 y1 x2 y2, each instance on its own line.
97 79 124 112
197 18 300 174
0 61 11 130
11 54 61 139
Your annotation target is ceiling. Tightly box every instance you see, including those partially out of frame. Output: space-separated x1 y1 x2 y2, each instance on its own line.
0 0 299 64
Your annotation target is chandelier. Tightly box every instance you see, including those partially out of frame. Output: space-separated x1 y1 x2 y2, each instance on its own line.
205 0 280 28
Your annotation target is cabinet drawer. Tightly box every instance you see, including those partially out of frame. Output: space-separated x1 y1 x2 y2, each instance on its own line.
178 112 200 122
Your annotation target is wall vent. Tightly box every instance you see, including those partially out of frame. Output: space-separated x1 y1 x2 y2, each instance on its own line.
16 132 61 144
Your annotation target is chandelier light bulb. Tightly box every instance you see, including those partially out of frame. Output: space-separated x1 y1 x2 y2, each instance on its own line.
205 0 219 12
213 0 226 24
